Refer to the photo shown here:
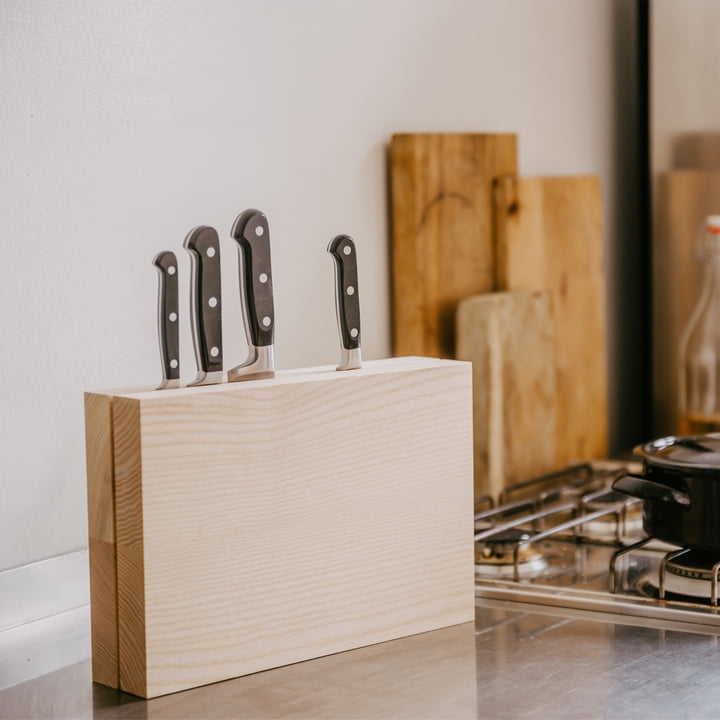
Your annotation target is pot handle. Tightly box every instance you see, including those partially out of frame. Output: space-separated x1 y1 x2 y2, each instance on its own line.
613 473 690 507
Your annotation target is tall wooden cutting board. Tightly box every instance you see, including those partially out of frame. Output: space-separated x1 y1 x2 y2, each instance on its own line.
390 133 518 358
456 290 556 500
653 170 720 435
494 175 607 466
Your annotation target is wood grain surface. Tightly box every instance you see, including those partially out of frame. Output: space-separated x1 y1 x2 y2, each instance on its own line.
494 175 608 466
390 133 517 358
113 396 147 697
83 393 118 689
653 170 720 435
87 357 474 698
456 290 557 501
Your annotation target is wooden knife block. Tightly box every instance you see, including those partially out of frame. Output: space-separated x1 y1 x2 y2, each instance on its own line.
84 356 474 699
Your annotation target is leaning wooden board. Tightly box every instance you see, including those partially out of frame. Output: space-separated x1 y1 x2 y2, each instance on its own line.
493 175 608 466
456 290 557 500
390 133 518 358
85 357 474 698
652 170 720 436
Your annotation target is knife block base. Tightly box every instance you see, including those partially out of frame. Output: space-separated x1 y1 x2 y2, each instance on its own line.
84 356 474 699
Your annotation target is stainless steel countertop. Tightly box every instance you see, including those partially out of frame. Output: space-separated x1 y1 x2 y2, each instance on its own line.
4 602 720 719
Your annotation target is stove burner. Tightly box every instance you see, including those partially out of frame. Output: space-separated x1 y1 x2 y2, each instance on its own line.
665 550 720 599
637 550 720 601
633 578 710 605
475 528 549 578
579 491 643 540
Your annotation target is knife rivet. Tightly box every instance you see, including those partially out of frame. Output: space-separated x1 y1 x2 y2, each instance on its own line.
168 265 176 275
170 359 178 369
259 272 268 284
346 286 355 296
343 245 352 255
262 316 271 327
210 346 219 357
169 312 177 322
255 225 265 237
206 247 216 258
208 297 218 308
350 328 358 338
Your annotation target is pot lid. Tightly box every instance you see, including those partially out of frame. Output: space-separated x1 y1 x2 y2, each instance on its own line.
635 433 720 472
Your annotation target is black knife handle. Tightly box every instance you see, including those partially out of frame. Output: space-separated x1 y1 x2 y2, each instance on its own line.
184 226 223 372
231 209 274 347
327 234 360 350
152 251 180 381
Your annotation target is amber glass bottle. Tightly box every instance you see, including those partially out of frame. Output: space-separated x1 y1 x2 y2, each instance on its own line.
679 215 720 434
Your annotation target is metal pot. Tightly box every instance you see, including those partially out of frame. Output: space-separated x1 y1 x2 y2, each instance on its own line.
613 434 720 550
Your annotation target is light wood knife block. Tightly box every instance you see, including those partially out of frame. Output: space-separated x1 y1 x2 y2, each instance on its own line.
84 356 474 699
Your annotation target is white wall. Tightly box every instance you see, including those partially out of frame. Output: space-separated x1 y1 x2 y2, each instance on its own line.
0 0 638 571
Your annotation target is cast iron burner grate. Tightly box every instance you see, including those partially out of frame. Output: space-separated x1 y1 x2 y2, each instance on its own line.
474 464 641 582
475 462 720 626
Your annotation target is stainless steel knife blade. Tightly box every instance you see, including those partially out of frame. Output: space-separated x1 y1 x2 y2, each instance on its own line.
152 251 181 389
327 234 361 370
228 209 275 382
183 226 224 386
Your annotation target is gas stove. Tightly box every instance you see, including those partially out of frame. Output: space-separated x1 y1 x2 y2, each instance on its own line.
474 462 720 634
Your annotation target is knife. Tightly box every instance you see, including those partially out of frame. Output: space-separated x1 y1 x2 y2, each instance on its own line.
183 226 224 386
152 251 181 389
228 209 275 382
327 234 361 370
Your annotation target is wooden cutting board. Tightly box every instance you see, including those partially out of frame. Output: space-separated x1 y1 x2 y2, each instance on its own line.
456 290 556 500
493 175 607 466
653 170 720 435
390 133 518 358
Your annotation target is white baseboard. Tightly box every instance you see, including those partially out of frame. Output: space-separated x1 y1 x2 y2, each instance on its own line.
0 605 91 692
0 550 91 691
0 550 90 632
